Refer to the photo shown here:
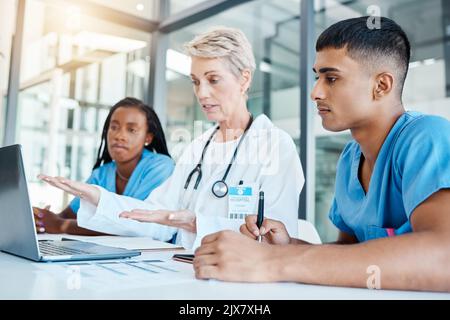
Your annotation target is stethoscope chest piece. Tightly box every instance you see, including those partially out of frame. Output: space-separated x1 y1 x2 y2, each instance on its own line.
184 113 253 200
211 180 228 198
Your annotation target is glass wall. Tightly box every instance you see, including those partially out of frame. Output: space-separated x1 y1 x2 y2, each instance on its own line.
0 1 17 144
18 0 152 210
85 0 157 19
4 0 449 242
313 0 450 242
170 0 209 15
164 0 300 159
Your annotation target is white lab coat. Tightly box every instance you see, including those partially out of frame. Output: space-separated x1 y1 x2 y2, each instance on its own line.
78 114 305 249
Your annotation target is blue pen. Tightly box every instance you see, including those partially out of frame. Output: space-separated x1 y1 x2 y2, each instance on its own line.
256 191 264 242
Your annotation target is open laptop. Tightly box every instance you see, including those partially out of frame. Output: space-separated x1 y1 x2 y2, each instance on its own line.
0 144 141 262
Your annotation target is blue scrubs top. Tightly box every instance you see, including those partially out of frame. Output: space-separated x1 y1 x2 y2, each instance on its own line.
69 149 175 213
329 111 450 242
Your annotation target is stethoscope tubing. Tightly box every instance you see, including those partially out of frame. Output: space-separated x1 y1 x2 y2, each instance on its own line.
184 114 253 198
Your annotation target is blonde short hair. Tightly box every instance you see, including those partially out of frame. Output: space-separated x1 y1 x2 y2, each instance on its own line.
184 26 256 79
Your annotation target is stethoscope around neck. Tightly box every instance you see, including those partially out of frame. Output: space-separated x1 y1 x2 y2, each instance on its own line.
183 114 253 199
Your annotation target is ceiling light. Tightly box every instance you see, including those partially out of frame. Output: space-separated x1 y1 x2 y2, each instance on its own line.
423 58 436 66
73 31 147 53
259 61 272 73
409 61 422 69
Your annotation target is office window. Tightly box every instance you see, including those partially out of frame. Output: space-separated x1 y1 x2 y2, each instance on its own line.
85 0 157 19
0 1 17 144
313 0 450 242
169 0 209 15
17 0 152 210
165 0 300 160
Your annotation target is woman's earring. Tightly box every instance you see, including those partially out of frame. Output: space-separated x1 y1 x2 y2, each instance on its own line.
144 142 149 146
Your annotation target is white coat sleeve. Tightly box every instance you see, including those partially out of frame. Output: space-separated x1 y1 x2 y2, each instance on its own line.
258 133 304 238
78 186 177 240
77 146 195 240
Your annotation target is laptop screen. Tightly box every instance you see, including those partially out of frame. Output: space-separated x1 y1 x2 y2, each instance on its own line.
0 144 41 261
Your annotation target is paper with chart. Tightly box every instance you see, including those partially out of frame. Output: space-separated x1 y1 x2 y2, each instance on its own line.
33 257 195 291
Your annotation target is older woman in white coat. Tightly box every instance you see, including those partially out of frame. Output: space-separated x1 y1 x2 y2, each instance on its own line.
39 27 304 249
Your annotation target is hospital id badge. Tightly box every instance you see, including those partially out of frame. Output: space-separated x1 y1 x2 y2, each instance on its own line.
228 184 258 220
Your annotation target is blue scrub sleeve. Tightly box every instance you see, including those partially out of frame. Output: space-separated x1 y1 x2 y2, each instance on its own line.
396 117 450 218
328 197 355 235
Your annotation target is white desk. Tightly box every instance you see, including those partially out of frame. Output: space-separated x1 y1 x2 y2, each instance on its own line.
1 250 449 300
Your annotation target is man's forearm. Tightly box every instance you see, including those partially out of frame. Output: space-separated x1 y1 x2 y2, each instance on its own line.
272 232 450 292
289 238 352 245
289 238 310 245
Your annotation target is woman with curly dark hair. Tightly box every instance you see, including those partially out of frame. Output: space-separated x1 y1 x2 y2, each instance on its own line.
33 97 174 235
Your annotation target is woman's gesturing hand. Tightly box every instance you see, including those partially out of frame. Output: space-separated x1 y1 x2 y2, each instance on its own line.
119 209 196 233
38 174 101 206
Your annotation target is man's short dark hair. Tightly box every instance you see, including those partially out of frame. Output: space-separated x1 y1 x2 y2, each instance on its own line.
316 16 411 97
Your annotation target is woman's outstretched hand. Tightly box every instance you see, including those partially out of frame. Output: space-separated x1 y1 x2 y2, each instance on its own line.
38 174 101 206
119 209 197 233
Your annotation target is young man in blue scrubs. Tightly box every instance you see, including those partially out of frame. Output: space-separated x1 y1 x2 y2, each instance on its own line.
193 17 450 292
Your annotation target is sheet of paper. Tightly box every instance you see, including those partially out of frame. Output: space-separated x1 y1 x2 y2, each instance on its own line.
33 256 195 292
37 234 183 251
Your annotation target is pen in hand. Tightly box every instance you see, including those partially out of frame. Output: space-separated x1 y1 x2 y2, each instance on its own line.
256 191 264 242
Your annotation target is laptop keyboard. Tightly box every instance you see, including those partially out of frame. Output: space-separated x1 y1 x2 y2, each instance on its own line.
39 241 89 256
